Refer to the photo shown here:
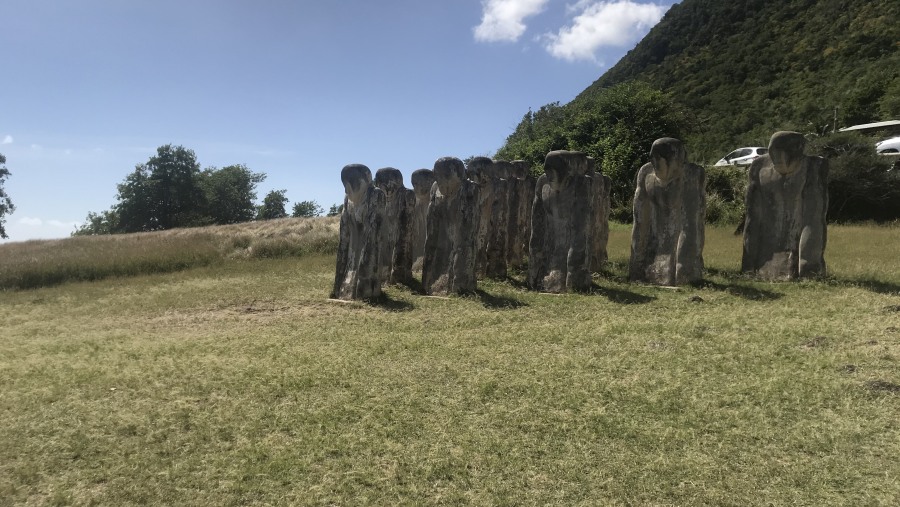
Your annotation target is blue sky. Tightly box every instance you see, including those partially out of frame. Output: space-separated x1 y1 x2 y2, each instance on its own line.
1 0 674 242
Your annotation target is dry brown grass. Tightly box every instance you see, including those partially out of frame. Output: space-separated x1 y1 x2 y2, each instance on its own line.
0 217 340 290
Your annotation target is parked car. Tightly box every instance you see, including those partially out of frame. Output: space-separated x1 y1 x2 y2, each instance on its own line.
875 136 900 154
714 147 767 166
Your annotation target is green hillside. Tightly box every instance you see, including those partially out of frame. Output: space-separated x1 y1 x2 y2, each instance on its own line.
500 0 900 167
586 0 899 160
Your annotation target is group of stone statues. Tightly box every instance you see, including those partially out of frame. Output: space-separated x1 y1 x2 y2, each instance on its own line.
331 131 828 300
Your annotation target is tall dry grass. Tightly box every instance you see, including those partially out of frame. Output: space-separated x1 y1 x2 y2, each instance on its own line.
0 217 339 290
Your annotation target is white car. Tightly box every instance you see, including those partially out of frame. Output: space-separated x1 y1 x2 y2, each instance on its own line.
714 147 768 166
876 136 900 154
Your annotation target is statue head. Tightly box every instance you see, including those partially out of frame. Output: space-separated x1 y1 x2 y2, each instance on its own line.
544 150 587 190
374 167 404 195
511 160 530 180
341 164 372 205
410 168 435 197
768 131 806 175
465 157 493 185
649 138 686 183
492 160 515 180
433 157 465 196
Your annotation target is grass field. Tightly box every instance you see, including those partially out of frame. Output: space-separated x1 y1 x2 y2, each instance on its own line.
1 222 899 505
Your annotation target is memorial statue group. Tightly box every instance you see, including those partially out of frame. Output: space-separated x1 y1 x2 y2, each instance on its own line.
332 131 828 300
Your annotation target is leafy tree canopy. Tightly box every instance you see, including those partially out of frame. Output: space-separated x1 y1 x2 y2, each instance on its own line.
496 81 687 210
0 153 15 239
292 200 324 218
75 145 269 235
257 189 289 220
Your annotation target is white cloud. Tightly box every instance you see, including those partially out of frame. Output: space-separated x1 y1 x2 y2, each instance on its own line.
48 220 79 229
474 0 550 42
19 217 43 226
30 144 42 150
2 135 12 144
544 1 668 62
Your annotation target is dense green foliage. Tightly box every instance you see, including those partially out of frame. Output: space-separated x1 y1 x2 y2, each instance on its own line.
497 0 899 222
811 132 900 222
200 164 267 225
75 145 267 235
0 153 14 239
292 200 324 218
257 189 289 220
585 0 899 163
497 82 687 212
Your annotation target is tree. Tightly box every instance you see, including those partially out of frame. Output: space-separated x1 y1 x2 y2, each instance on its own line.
200 164 266 224
0 153 15 239
327 203 343 217
257 189 288 220
292 200 324 218
114 144 204 232
72 209 119 236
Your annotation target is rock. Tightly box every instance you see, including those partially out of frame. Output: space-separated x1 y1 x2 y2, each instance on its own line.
508 161 533 269
332 164 385 300
410 168 435 273
629 138 706 286
374 167 415 284
742 131 828 280
422 157 480 295
588 156 612 272
467 157 510 279
528 150 593 293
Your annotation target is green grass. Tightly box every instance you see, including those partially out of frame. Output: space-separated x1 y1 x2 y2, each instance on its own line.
1 224 899 505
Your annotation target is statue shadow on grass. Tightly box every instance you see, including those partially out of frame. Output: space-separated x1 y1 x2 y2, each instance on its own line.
469 288 528 310
363 293 415 312
833 277 900 296
589 283 656 305
700 267 784 301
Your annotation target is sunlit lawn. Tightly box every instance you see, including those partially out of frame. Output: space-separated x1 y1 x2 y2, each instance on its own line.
1 223 898 505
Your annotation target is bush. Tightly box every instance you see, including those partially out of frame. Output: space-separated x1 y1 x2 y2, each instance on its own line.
810 132 900 222
704 165 747 225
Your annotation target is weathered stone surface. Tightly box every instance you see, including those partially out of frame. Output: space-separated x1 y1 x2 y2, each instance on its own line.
422 157 480 295
506 161 531 269
488 160 514 279
742 131 828 279
410 168 435 272
588 157 612 272
528 150 593 293
374 167 415 284
332 164 385 300
467 157 495 278
629 138 706 286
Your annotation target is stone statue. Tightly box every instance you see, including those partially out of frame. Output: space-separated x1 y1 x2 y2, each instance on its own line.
588 156 612 272
374 167 415 285
742 131 828 279
410 168 435 272
422 157 480 295
629 138 706 286
466 157 511 279
528 150 593 293
506 161 530 269
332 164 385 300
513 161 536 259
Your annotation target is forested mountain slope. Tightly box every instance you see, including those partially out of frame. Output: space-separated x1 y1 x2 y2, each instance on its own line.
501 0 899 166
583 0 899 159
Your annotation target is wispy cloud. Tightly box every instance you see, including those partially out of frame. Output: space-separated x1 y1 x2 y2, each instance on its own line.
2 135 12 145
19 217 43 226
48 219 79 229
474 0 550 42
17 217 79 230
543 1 668 62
